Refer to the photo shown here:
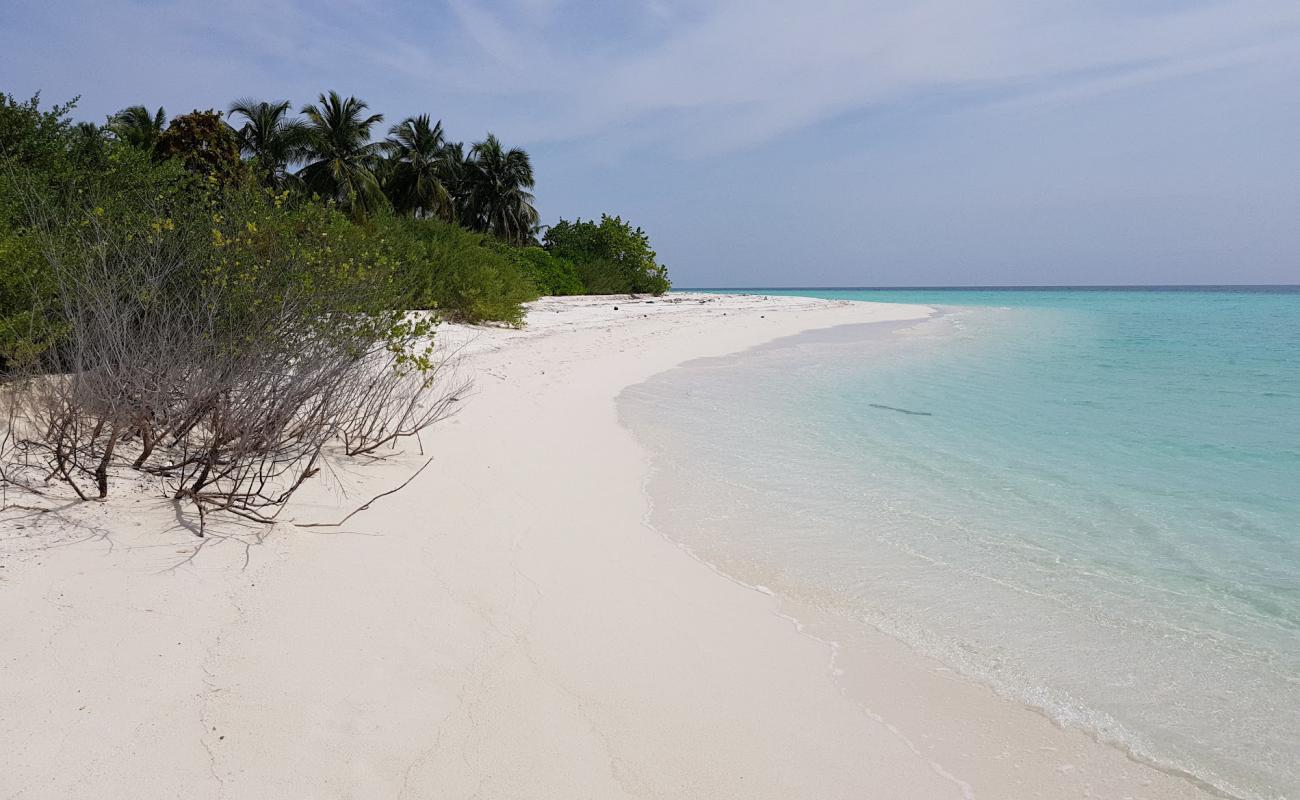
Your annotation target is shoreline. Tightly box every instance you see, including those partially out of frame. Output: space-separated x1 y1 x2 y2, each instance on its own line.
1 294 1215 798
619 307 1238 800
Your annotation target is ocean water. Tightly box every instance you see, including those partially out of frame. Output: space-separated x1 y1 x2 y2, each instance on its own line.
618 288 1300 800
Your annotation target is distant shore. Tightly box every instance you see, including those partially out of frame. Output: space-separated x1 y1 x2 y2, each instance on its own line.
1 294 1213 798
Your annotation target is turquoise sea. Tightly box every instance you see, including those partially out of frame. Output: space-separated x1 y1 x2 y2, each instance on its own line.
619 288 1300 800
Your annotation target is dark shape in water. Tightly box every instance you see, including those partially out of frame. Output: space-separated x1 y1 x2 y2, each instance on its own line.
868 403 933 417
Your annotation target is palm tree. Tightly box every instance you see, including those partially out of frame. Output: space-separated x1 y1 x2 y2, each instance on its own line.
464 134 539 245
371 150 397 199
60 121 110 170
297 91 386 216
228 98 308 189
439 141 474 223
108 105 166 150
382 114 453 219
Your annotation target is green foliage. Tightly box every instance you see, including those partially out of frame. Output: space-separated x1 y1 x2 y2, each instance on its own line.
3 90 674 359
0 94 128 368
492 244 584 296
383 114 453 220
1 92 78 170
377 215 538 325
543 214 670 295
202 188 420 362
69 122 111 169
461 134 539 245
3 131 200 368
12 153 415 371
0 93 416 372
0 216 52 369
228 98 309 190
107 105 167 150
299 91 387 218
154 109 247 186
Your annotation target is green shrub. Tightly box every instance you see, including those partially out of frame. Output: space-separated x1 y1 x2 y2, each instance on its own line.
0 95 55 367
378 216 538 325
209 188 410 348
542 214 670 296
570 257 630 295
491 244 584 296
0 96 185 369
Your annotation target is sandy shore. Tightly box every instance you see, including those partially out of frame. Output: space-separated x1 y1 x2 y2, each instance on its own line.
0 293 1213 799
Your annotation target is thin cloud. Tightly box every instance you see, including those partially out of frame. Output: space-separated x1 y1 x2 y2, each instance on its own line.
8 0 1298 155
483 0 1300 152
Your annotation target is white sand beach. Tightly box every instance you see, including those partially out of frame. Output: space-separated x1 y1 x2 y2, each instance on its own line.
0 294 1214 799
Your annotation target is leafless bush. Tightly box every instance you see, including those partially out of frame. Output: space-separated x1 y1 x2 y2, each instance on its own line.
334 341 469 457
0 178 469 534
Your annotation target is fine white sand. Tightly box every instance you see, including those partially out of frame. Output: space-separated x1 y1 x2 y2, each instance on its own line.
0 293 1213 799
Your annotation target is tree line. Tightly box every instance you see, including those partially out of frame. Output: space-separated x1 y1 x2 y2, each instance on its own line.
99 91 675 295
4 90 671 330
101 92 540 244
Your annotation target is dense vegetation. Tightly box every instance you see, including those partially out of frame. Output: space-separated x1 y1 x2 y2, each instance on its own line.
0 90 670 527
2 90 670 346
544 215 670 295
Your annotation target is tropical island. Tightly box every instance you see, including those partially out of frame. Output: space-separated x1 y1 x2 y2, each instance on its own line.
5 0 1298 794
0 83 1268 800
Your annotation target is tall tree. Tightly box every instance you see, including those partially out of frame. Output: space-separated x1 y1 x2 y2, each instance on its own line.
108 105 166 150
297 91 385 216
228 98 308 189
439 141 473 223
383 114 452 219
464 134 539 245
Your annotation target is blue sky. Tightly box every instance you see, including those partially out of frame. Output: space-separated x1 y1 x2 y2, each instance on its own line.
4 0 1299 286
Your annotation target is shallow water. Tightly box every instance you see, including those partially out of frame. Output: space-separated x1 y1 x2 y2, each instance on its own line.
619 288 1300 800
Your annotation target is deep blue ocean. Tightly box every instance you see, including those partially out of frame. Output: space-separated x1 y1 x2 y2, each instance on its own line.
620 288 1300 800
